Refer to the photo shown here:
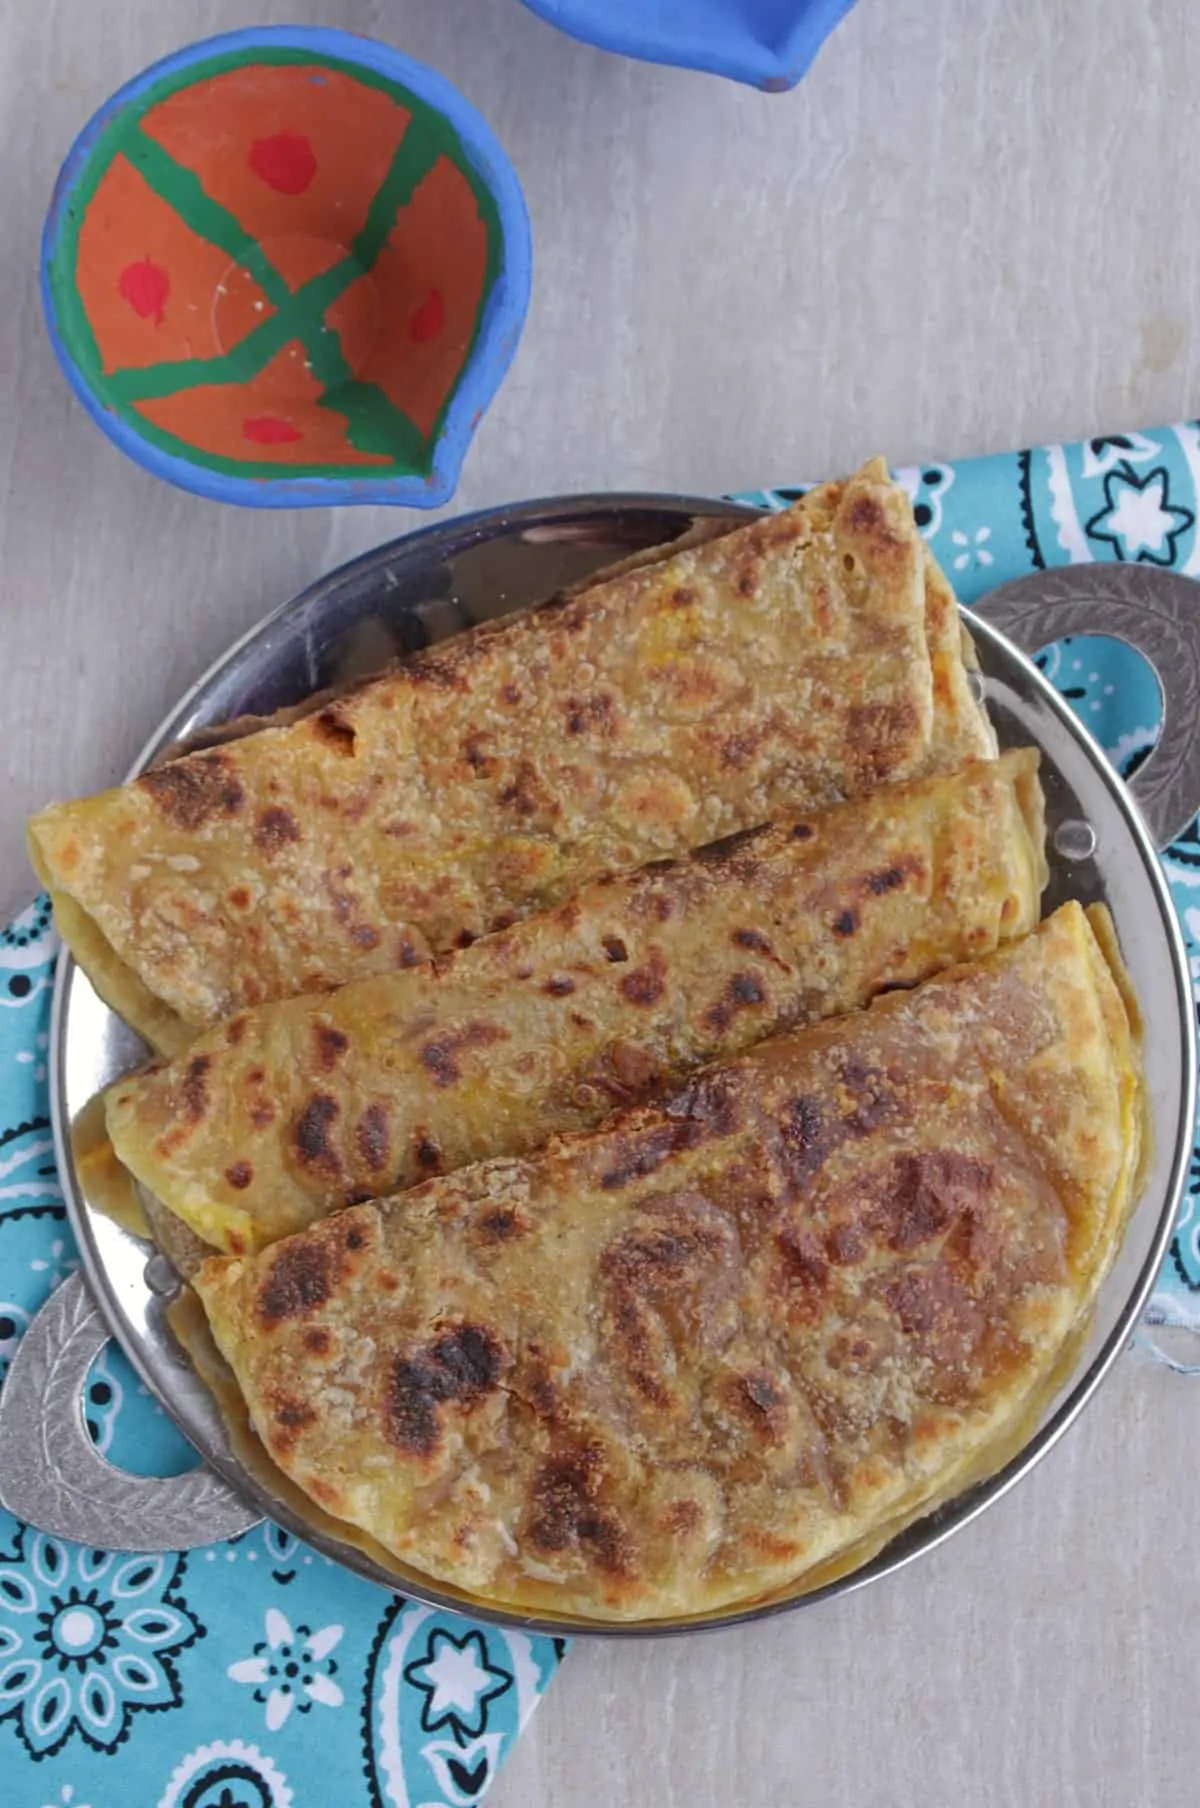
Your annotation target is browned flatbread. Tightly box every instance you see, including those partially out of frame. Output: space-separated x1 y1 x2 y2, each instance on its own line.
195 902 1145 1622
29 460 994 1052
105 752 1045 1256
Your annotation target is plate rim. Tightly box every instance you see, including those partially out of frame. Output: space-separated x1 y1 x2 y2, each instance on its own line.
48 493 1196 1637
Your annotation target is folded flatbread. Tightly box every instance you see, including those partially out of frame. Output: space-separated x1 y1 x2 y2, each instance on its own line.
29 460 995 1053
105 752 1045 1256
194 901 1145 1622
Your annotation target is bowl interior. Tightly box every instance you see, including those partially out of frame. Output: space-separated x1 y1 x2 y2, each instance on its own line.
45 42 513 487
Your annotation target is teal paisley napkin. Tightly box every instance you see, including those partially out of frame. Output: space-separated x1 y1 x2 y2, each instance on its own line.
1 419 1198 1806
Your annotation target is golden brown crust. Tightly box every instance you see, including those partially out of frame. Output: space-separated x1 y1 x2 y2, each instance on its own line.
106 753 1045 1255
29 463 993 1046
195 903 1143 1622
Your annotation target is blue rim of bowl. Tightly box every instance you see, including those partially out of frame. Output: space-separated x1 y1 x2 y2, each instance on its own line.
39 24 532 510
517 0 857 90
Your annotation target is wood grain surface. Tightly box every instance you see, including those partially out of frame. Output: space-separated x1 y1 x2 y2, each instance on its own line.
3 2 1198 1803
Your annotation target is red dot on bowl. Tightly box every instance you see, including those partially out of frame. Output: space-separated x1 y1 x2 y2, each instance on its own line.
118 258 170 324
243 416 303 444
409 289 445 343
248 132 318 196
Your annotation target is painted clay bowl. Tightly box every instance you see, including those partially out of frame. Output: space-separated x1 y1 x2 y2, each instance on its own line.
41 26 531 509
518 0 857 90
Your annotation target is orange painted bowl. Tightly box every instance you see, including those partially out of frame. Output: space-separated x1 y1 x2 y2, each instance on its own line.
40 26 531 509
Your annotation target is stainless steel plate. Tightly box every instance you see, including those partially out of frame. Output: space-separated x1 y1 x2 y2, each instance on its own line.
25 497 1200 1635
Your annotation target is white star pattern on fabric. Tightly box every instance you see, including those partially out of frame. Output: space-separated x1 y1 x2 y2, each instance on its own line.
403 1629 513 1738
1085 466 1194 565
28 1236 76 1284
950 526 994 571
227 1607 344 1732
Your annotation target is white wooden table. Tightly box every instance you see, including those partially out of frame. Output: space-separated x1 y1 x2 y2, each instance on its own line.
3 1 1198 1802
